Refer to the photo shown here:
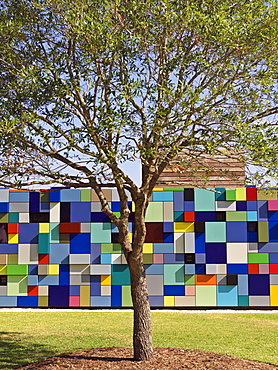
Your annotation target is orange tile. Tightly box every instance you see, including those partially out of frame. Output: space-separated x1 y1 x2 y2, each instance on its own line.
8 223 19 234
248 264 259 274
196 275 216 285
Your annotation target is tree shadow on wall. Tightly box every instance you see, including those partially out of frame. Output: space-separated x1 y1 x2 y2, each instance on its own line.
0 331 54 369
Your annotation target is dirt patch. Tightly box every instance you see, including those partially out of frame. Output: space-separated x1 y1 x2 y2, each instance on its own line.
16 347 278 369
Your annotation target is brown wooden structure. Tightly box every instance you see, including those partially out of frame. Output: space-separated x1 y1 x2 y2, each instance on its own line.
157 152 245 188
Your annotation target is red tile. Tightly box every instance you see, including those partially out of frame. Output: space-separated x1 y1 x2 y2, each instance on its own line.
248 264 259 274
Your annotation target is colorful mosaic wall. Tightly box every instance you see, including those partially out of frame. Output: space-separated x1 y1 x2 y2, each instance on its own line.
0 187 278 308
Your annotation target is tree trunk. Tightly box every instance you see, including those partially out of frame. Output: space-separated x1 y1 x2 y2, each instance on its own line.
128 252 153 361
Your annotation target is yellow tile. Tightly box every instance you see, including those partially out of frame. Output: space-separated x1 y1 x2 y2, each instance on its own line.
153 188 163 191
128 233 133 243
174 222 194 233
80 286 90 307
8 254 18 264
39 223 50 233
236 188 246 200
132 202 135 212
38 296 48 307
270 285 278 306
257 189 277 201
143 243 153 253
0 265 7 275
48 264 59 275
8 234 18 244
101 275 111 285
164 296 175 306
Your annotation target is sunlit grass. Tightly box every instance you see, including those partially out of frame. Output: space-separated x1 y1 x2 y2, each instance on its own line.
0 310 277 369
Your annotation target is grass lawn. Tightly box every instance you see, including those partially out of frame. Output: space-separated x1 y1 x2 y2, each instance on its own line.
0 310 277 369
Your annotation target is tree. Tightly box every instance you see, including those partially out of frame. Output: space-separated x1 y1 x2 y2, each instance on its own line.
0 0 278 360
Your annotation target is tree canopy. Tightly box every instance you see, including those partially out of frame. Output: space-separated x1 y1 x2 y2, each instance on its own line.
1 0 278 360
0 0 278 192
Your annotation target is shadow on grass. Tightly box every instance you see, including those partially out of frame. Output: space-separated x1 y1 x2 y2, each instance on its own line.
0 332 54 369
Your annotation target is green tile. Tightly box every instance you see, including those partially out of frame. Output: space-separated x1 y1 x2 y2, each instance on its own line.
194 189 215 211
101 243 121 254
0 213 8 222
258 221 268 243
50 223 59 243
226 211 247 222
145 202 163 222
8 213 19 222
122 285 132 307
113 212 121 218
7 265 28 275
143 254 153 264
205 222 226 242
185 275 195 285
40 192 49 202
7 275 28 296
164 264 184 285
226 190 236 201
38 233 50 254
164 188 184 191
248 253 269 264
80 189 91 202
196 285 217 306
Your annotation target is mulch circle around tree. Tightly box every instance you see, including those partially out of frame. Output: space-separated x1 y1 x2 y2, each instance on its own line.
17 347 278 369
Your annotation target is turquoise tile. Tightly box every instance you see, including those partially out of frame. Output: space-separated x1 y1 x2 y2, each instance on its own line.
152 191 173 202
205 222 226 242
164 264 184 285
91 223 111 243
194 189 215 211
247 211 257 221
38 233 50 254
217 286 238 306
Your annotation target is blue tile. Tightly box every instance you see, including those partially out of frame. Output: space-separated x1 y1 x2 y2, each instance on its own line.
184 201 194 211
90 276 101 296
145 265 164 274
195 233 205 253
50 244 70 264
217 286 238 306
60 189 80 202
0 297 17 307
28 275 38 285
257 201 268 221
269 222 278 242
91 296 111 307
226 222 247 242
163 233 174 242
49 188 61 202
247 201 257 211
111 285 122 306
18 296 38 307
268 211 278 221
90 243 101 264
227 264 248 274
28 265 38 275
111 202 120 212
149 296 164 307
184 264 195 275
206 243 226 264
70 233 90 254
10 192 29 202
195 264 206 274
248 274 270 296
39 275 59 285
195 212 216 222
153 191 173 202
19 224 38 244
0 203 8 212
29 192 40 212
236 201 247 211
238 275 248 295
164 253 185 264
49 285 69 307
247 232 258 242
70 285 80 296
269 253 278 263
173 191 184 211
71 202 91 222
0 244 18 254
163 222 174 232
258 243 278 253
164 285 185 296
91 212 111 222
153 243 174 253
59 264 69 285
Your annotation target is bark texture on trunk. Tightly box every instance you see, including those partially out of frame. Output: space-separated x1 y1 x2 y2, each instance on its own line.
128 253 153 361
